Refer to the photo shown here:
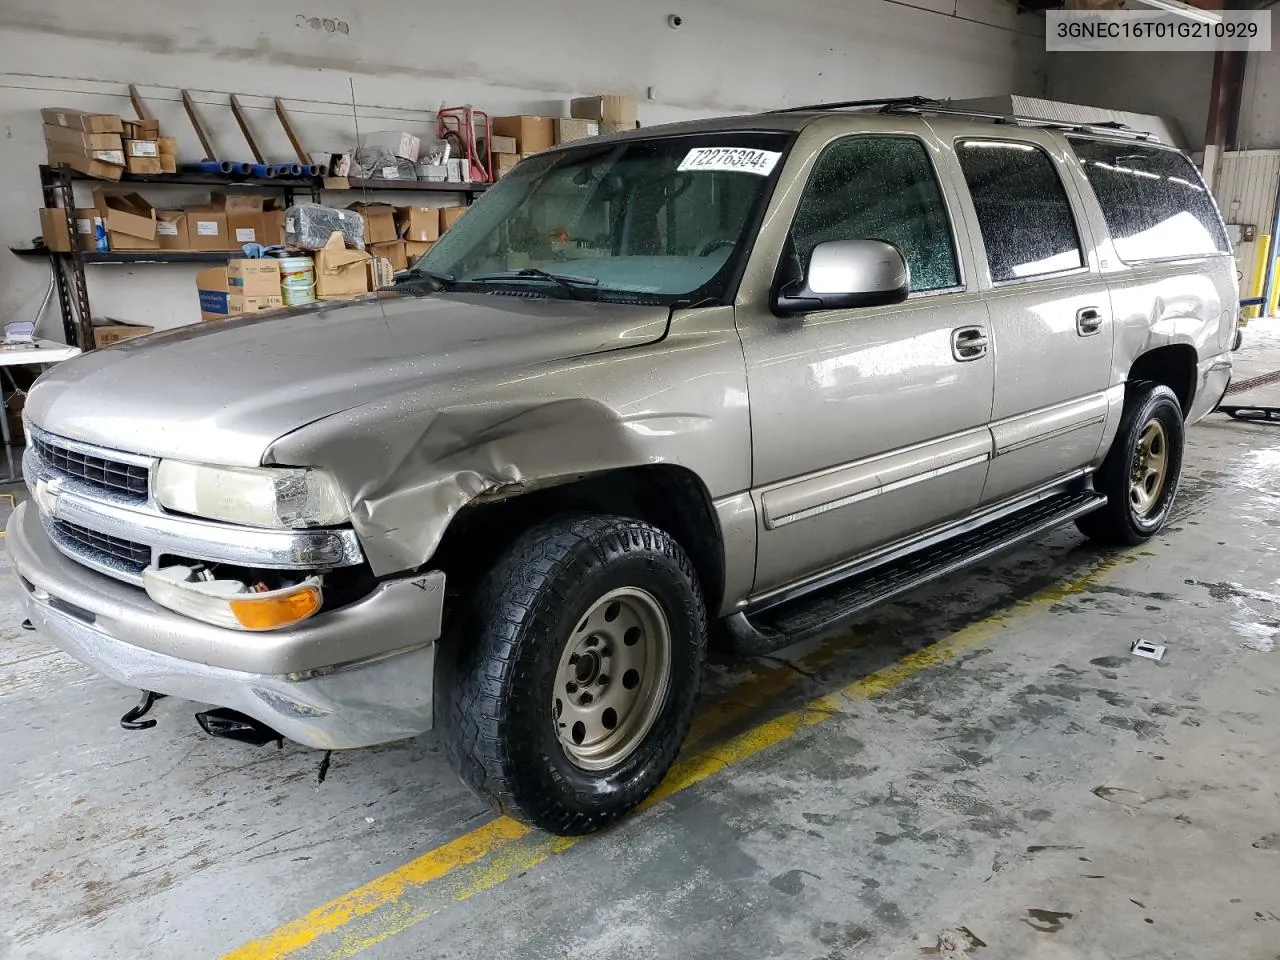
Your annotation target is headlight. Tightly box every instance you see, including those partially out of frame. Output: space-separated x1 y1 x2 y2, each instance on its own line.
154 461 348 529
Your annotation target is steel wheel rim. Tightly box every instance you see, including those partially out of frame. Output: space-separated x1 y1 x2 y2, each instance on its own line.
553 586 672 771
1129 419 1169 517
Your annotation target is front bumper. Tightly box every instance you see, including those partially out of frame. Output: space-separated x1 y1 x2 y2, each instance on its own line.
7 500 444 748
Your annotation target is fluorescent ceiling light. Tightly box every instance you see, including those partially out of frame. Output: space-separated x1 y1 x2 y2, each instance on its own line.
1126 0 1224 26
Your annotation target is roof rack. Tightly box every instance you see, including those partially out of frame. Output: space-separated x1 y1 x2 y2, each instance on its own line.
765 97 1159 143
768 95 938 115
881 102 1159 142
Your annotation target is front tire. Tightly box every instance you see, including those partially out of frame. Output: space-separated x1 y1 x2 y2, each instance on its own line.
1076 382 1185 546
436 514 707 834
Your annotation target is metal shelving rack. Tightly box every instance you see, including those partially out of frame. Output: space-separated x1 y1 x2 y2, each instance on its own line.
19 164 489 351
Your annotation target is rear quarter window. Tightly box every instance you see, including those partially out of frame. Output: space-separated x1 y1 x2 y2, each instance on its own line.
1068 139 1229 262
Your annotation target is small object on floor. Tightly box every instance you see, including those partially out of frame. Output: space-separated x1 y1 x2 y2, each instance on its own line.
1131 639 1166 661
316 750 332 784
195 707 283 748
1218 405 1280 423
20 619 34 632
119 690 168 730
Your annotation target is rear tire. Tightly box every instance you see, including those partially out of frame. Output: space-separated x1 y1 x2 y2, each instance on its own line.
1076 382 1184 546
435 514 707 835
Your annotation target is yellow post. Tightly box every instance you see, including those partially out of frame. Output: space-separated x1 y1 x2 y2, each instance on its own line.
1268 253 1280 318
1245 234 1271 321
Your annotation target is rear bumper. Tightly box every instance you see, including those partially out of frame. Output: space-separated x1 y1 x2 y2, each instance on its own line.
6 500 443 748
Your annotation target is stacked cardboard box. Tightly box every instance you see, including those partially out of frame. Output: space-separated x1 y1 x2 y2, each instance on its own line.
92 188 157 250
213 193 285 248
38 208 103 252
439 206 467 234
492 117 555 157
196 260 286 321
314 233 373 299
571 95 638 135
397 205 438 261
41 108 125 181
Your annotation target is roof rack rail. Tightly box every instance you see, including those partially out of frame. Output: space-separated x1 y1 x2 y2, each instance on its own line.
768 95 941 115
881 102 1158 142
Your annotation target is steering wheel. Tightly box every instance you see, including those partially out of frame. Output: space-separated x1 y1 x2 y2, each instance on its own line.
697 238 736 257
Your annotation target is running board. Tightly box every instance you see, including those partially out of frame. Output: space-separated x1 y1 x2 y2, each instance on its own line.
724 490 1107 656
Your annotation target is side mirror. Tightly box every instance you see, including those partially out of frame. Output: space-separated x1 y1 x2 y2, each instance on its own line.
774 239 910 316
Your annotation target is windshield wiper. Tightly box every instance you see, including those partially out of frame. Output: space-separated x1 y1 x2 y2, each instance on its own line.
468 268 599 300
394 269 455 292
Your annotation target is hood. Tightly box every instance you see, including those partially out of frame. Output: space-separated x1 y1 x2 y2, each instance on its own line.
26 291 671 465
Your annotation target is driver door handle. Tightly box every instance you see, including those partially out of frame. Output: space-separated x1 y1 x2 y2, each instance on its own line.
1076 306 1104 336
951 325 989 362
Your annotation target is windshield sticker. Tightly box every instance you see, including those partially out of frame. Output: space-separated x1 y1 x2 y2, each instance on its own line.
677 147 781 176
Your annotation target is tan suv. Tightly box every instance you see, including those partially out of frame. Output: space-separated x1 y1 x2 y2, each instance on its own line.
9 98 1235 834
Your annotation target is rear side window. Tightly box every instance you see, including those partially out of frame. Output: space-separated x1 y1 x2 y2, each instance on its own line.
790 136 960 292
1068 139 1228 262
956 140 1084 282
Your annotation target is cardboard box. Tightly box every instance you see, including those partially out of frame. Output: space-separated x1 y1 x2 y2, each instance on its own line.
363 131 420 162
72 209 103 251
369 240 407 272
571 95 638 127
186 207 229 251
488 135 518 155
154 210 190 251
439 206 467 232
556 118 599 144
494 153 520 178
39 209 72 252
126 139 159 158
229 293 284 315
46 149 123 181
348 202 398 244
157 137 177 156
122 118 160 140
197 267 230 320
227 259 282 297
210 193 283 246
126 156 163 175
93 189 158 250
42 124 121 151
396 206 440 242
404 240 434 261
371 258 395 290
93 322 154 348
492 116 555 155
47 146 124 180
314 232 372 298
600 120 634 136
260 208 285 245
41 108 123 134
159 154 178 174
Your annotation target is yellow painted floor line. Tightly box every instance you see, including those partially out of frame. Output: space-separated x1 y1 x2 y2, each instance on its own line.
223 551 1127 960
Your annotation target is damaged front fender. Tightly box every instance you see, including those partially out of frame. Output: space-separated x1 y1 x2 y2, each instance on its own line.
264 309 753 579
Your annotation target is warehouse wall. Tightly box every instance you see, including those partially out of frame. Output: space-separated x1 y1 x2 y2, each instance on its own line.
0 0 1048 336
1046 51 1213 152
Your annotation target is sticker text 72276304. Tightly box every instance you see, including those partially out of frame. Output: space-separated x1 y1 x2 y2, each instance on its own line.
677 147 782 176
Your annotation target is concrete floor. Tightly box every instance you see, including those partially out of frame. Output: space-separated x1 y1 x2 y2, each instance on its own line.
3 328 1280 960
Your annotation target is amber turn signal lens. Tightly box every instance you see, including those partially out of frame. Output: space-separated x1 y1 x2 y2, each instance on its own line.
229 585 322 630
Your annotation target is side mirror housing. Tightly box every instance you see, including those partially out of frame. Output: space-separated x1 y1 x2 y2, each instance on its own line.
774 239 910 316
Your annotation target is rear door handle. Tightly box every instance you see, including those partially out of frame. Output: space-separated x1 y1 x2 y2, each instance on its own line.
951 326 989 361
1076 307 1104 336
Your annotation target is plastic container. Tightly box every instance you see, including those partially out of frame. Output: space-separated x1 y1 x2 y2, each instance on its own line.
280 256 316 306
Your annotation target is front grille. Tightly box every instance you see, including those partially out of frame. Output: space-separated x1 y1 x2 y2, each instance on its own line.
49 518 151 574
33 433 149 498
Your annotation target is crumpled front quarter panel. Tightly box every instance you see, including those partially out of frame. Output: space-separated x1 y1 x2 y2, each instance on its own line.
267 306 751 576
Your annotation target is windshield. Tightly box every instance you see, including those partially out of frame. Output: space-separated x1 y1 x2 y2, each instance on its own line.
414 131 793 304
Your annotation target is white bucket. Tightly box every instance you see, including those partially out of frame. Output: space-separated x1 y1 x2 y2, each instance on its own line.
281 256 316 306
